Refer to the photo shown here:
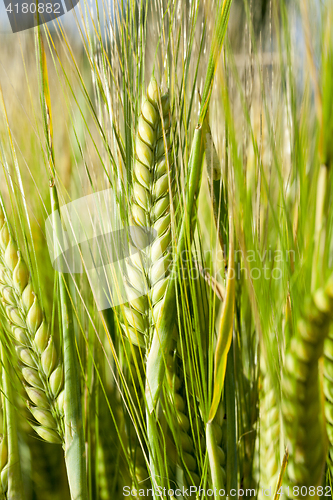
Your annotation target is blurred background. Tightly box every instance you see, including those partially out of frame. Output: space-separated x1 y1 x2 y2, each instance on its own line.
0 1 329 499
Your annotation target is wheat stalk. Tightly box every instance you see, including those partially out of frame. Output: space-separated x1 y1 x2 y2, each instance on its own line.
122 77 172 350
0 207 64 444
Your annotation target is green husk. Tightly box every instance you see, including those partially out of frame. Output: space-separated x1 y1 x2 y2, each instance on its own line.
208 216 235 423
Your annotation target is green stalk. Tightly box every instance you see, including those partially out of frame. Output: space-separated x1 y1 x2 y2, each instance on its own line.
50 185 88 500
206 422 226 500
1 342 24 500
208 218 234 423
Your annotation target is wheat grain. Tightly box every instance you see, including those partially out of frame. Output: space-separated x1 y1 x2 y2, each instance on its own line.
0 207 64 444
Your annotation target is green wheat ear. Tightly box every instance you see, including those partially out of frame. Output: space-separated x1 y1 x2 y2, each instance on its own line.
122 77 173 349
323 325 333 469
258 358 280 498
165 340 201 488
0 206 64 444
282 280 333 493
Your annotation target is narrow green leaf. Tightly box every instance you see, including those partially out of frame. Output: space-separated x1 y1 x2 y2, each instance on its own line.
200 0 233 123
208 217 234 423
203 113 229 252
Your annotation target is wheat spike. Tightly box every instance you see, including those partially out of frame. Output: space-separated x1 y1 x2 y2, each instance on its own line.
0 207 64 444
258 359 280 498
282 281 333 493
323 325 333 468
165 341 202 487
122 77 172 349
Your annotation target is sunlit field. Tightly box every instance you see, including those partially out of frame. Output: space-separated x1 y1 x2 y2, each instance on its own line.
0 1 332 500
